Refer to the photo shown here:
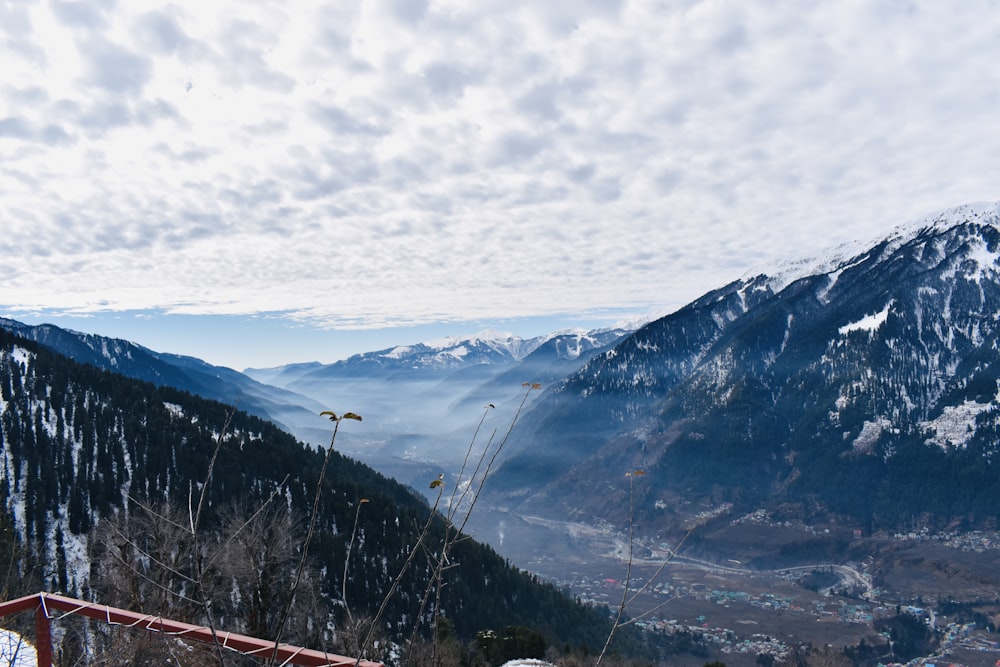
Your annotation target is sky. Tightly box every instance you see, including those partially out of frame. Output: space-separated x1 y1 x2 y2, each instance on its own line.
1 0 999 370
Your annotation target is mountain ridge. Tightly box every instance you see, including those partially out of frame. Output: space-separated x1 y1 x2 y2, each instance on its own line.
0 316 325 441
481 201 1000 538
240 325 636 483
9 200 1000 540
245 326 639 379
747 200 1000 298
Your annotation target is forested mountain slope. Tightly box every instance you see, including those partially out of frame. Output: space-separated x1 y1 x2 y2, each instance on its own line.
0 317 325 445
0 328 627 661
487 202 1000 534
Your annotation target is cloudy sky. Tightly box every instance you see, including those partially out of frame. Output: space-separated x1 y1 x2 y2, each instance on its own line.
2 0 998 369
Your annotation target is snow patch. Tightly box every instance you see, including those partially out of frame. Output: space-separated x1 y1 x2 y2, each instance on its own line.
11 346 32 367
839 302 892 336
751 239 871 296
382 345 414 360
852 418 894 453
163 402 185 418
442 345 469 359
964 236 1000 284
921 400 992 451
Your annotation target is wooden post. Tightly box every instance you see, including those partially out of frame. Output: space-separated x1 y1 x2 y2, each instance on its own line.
35 603 52 667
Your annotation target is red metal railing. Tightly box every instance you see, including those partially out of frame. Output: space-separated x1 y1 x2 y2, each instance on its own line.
0 592 383 667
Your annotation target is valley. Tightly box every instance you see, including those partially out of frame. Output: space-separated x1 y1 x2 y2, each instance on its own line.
468 505 1000 666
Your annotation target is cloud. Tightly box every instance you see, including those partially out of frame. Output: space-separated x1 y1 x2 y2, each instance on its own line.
135 9 195 57
0 117 31 139
0 115 74 146
82 39 153 95
75 100 133 131
3 84 49 105
421 62 481 99
385 0 430 25
50 0 112 30
216 19 295 92
310 103 389 138
0 4 32 37
1 0 1000 338
488 131 549 167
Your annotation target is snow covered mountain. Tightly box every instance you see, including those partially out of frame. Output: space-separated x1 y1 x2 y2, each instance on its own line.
246 327 630 381
244 327 633 475
483 202 1000 535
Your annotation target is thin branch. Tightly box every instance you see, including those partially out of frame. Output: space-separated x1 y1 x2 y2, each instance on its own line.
623 528 692 608
201 474 291 571
106 523 197 585
341 497 369 625
358 485 445 665
103 543 202 607
126 494 190 533
189 406 237 666
445 404 494 523
596 472 638 665
452 383 536 538
271 412 358 662
192 407 236 536
403 384 539 665
615 594 679 627
592 478 694 664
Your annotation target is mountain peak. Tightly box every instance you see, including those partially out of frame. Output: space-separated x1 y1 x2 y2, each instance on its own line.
424 329 519 350
749 200 1000 297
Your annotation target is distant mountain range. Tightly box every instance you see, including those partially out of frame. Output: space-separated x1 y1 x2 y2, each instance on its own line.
242 326 635 485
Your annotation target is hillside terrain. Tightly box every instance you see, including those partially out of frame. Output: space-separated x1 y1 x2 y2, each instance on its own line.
0 329 649 664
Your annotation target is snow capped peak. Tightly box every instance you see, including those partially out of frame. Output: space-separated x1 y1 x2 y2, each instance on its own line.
901 200 1000 236
750 237 870 297
609 313 658 332
471 328 519 342
363 330 536 369
542 327 589 338
382 345 415 360
424 329 518 350
748 200 1000 297
417 330 539 362
360 324 639 370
